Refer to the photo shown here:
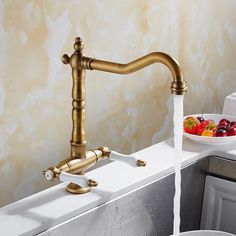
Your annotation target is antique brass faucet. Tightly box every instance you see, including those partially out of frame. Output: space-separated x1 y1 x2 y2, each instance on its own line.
43 37 187 194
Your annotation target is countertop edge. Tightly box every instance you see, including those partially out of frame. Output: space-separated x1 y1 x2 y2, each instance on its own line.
1 138 236 235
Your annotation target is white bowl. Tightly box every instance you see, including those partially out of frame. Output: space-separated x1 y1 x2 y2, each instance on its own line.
183 114 236 145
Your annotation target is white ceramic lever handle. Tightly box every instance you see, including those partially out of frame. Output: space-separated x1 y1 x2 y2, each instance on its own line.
110 151 146 167
59 172 98 188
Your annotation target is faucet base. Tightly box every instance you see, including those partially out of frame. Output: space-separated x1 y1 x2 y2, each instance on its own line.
66 183 90 194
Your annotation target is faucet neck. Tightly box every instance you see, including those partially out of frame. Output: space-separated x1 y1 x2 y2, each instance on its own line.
62 38 87 159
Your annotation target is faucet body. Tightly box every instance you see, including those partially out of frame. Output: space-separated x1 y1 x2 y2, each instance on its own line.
44 37 187 194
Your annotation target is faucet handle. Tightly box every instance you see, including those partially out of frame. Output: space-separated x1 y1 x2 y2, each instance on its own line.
59 172 98 188
110 151 146 167
61 54 70 64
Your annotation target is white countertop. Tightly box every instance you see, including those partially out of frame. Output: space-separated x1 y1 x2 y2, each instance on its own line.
1 138 236 236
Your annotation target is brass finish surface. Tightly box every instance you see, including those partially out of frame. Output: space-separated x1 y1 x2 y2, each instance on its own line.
137 159 146 167
44 36 187 194
83 52 187 95
62 37 187 163
62 37 87 160
45 148 107 180
66 177 97 194
66 183 90 194
67 150 101 174
98 146 111 159
88 179 98 187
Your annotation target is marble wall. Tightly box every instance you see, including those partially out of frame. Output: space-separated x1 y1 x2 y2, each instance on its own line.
0 0 236 207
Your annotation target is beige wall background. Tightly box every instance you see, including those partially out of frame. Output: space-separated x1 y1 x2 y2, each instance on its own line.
0 0 236 207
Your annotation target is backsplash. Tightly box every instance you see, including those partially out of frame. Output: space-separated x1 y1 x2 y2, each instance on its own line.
0 0 236 207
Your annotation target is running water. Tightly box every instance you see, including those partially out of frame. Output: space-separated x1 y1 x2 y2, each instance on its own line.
173 95 184 236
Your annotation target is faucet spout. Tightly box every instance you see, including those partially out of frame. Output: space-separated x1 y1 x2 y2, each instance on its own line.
82 52 187 95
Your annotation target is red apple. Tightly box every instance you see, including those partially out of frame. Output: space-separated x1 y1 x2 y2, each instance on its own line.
228 125 236 136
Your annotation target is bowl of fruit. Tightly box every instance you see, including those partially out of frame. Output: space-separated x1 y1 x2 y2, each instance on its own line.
183 114 236 145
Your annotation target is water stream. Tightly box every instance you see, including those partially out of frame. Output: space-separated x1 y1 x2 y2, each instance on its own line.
173 95 184 236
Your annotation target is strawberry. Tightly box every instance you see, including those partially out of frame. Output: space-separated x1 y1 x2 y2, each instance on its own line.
183 116 200 134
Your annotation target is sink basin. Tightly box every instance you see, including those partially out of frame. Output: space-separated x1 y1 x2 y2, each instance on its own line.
177 230 235 236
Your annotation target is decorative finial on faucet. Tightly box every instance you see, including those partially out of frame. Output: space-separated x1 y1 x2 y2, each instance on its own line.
74 37 83 52
61 37 84 65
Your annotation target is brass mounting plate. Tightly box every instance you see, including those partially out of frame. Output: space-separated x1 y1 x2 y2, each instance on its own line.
66 183 90 194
